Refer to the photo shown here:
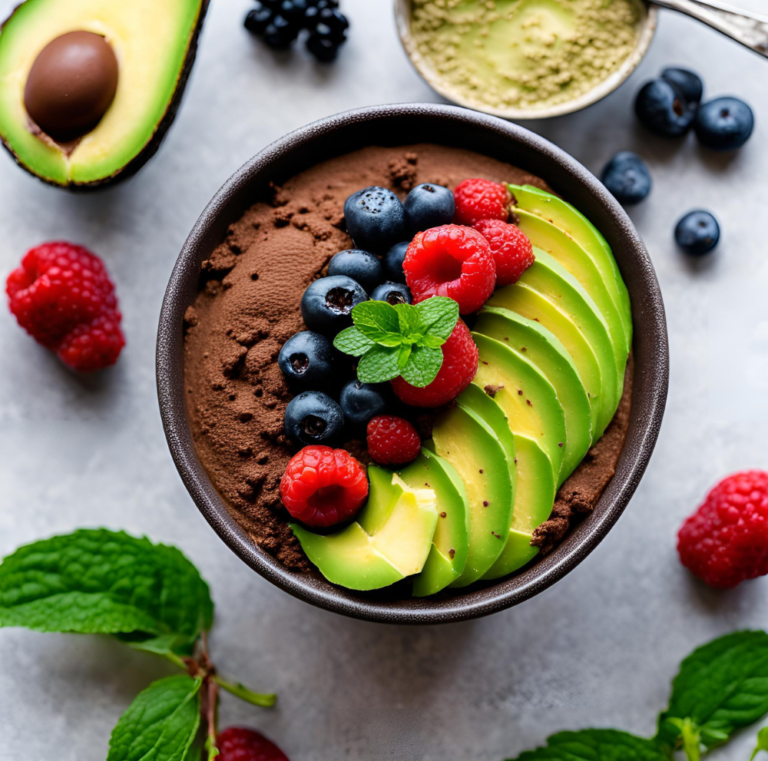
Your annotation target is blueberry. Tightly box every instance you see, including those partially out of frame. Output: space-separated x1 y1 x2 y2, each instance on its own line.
694 97 754 151
318 7 349 36
344 186 408 254
674 210 720 256
340 380 390 429
306 29 339 61
601 152 652 205
327 249 384 293
278 331 335 391
244 4 274 35
263 14 299 48
301 275 368 335
635 79 695 137
371 281 412 306
661 67 703 107
285 391 345 447
384 241 410 283
404 183 455 235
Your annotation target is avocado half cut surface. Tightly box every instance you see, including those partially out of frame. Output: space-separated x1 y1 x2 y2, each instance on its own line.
474 307 593 477
509 184 632 333
291 466 438 592
397 449 471 598
471 332 567 485
0 0 209 188
430 404 514 588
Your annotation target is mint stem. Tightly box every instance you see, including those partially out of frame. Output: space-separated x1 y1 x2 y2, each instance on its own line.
212 674 277 707
680 719 701 761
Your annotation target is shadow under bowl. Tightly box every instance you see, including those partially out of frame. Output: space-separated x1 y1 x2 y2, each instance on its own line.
157 103 669 625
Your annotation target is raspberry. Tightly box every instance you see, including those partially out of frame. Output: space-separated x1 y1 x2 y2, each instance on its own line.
453 178 511 226
474 219 535 286
218 727 289 761
280 445 369 527
6 241 124 372
678 471 768 589
367 415 421 466
391 319 478 407
403 225 496 314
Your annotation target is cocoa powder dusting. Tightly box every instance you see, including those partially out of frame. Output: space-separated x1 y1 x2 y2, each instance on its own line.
183 143 630 576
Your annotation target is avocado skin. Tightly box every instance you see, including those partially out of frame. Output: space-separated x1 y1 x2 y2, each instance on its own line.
0 0 210 191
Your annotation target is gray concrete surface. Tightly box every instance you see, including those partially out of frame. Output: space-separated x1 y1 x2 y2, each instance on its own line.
1 1 767 759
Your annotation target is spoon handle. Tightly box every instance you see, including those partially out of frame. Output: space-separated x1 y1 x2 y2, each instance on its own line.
652 0 768 58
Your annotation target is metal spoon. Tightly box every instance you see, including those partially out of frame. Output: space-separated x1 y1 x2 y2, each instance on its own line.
654 0 768 58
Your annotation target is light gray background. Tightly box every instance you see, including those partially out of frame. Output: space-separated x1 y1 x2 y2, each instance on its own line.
1 1 767 759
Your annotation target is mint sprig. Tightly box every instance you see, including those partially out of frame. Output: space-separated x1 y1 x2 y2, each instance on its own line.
506 631 768 761
334 296 459 386
0 529 276 761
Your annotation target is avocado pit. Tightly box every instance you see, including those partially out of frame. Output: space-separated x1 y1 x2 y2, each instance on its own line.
24 31 118 144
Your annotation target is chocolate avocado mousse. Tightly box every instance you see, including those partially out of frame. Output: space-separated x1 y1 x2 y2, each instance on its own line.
183 144 632 583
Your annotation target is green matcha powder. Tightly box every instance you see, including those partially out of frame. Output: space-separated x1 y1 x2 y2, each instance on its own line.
411 0 645 111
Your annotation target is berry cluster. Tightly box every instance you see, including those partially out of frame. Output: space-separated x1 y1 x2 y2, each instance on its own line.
6 241 125 373
278 177 535 527
245 0 349 61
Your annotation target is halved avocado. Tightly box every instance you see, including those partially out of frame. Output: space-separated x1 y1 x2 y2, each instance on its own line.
291 466 438 592
509 183 632 333
431 405 514 587
0 0 208 189
490 248 623 435
397 449 470 597
471 333 567 485
512 208 630 361
474 306 592 478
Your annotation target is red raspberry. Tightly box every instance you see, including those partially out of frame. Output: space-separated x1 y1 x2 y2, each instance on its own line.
6 241 124 372
404 225 495 314
280 445 369 527
453 178 511 226
218 727 289 761
367 415 421 466
678 471 768 589
474 219 536 286
391 319 478 407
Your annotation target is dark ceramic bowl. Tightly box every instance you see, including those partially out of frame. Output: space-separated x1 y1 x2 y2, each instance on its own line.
157 104 668 625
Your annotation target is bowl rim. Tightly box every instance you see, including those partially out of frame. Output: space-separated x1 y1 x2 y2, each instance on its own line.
157 103 669 625
393 0 659 121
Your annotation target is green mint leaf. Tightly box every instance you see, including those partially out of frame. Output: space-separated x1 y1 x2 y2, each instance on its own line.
505 729 667 761
417 333 445 349
334 327 376 357
751 726 768 761
416 296 459 341
107 675 202 761
395 303 422 336
656 630 768 753
398 343 412 370
351 301 400 337
0 529 213 644
357 346 401 384
117 633 198 659
183 744 202 761
399 346 443 388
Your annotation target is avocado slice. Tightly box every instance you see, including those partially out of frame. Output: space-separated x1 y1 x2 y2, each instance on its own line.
471 333 567 486
398 450 470 597
512 208 630 361
430 405 514 587
509 184 632 334
474 307 592 478
490 248 623 436
291 466 438 591
0 0 208 188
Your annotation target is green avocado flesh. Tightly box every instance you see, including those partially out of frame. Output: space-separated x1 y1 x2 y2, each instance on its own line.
509 184 633 334
489 248 623 437
474 307 592 478
291 466 438 591
512 208 630 361
431 405 514 587
0 0 204 186
472 332 567 485
397 449 470 597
